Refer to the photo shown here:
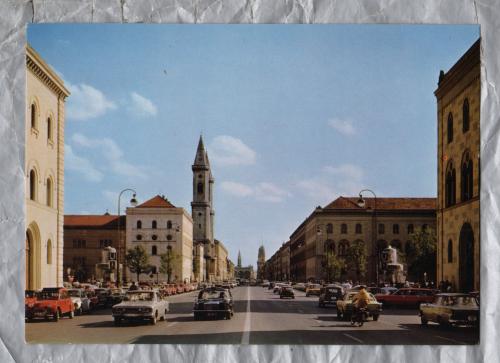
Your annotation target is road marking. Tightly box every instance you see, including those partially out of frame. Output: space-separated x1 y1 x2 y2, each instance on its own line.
343 333 363 344
168 322 178 327
241 286 251 344
434 335 467 345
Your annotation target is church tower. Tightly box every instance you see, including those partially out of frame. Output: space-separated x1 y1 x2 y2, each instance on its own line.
257 245 266 280
237 250 242 268
192 135 215 281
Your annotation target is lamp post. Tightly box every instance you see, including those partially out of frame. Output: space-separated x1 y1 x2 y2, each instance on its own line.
316 224 323 283
117 188 138 287
357 189 378 286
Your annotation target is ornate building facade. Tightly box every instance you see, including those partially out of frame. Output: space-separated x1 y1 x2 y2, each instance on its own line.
288 197 436 284
126 195 193 283
26 45 69 289
435 39 480 292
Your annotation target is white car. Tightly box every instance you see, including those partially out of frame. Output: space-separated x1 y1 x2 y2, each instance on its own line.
112 290 169 326
67 288 91 315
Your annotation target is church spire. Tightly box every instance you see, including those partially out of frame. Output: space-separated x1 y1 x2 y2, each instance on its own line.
237 250 242 268
193 135 209 168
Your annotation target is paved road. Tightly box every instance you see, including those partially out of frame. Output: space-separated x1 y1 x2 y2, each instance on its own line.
26 286 479 344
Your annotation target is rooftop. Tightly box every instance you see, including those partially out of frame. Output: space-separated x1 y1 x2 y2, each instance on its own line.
324 196 436 210
136 195 176 208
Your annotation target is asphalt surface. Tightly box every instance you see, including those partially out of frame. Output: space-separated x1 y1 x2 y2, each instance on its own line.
25 286 479 344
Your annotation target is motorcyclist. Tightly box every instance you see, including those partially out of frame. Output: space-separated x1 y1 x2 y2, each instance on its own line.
352 286 370 320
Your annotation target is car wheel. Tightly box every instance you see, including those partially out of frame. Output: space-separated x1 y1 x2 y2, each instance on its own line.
162 309 167 321
337 310 343 320
53 309 60 322
69 309 74 319
306 293 309 297
226 312 232 320
373 314 379 321
151 312 158 325
420 315 428 326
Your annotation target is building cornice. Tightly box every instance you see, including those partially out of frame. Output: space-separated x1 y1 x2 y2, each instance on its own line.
26 45 70 99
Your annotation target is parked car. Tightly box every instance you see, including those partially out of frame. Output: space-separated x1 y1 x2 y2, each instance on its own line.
262 280 270 287
107 288 127 306
112 290 169 326
67 288 91 315
25 290 38 321
336 291 382 321
193 287 234 320
85 289 99 310
268 282 275 290
368 286 397 296
376 288 438 307
280 286 295 299
273 283 284 294
94 288 111 308
420 293 479 327
318 285 344 307
305 284 321 297
27 287 74 322
293 283 306 292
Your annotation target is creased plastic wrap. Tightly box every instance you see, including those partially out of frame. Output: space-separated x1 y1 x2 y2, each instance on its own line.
1 0 498 362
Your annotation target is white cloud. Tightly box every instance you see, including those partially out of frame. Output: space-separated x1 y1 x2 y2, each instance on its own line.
208 135 257 167
323 163 364 181
221 181 254 197
328 118 356 136
66 82 116 121
221 181 290 203
297 179 337 203
129 92 157 117
64 144 103 182
71 133 144 179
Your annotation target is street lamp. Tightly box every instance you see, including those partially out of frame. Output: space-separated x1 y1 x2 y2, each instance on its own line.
357 189 378 286
117 188 138 287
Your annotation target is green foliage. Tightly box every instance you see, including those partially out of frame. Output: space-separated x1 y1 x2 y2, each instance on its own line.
345 240 367 281
406 227 437 282
160 248 178 283
323 251 345 283
125 245 150 282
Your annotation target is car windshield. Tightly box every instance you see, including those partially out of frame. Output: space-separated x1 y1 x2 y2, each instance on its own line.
440 296 478 307
67 290 81 297
199 290 226 300
310 284 320 289
124 292 154 301
326 288 340 293
39 291 59 299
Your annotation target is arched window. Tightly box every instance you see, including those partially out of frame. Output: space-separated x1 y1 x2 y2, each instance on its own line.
47 240 52 264
338 240 349 256
461 151 473 202
167 245 172 252
324 239 335 254
136 220 142 229
341 224 347 234
167 220 172 229
447 112 453 143
47 117 53 141
46 178 52 207
167 234 172 241
29 169 36 201
447 239 453 263
152 220 157 229
31 103 37 129
197 182 204 194
152 245 157 256
407 224 414 234
393 224 399 234
445 161 456 207
136 234 142 241
462 98 470 133
326 223 333 234
355 223 362 234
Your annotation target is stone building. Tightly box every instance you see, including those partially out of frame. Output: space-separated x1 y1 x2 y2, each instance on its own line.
25 45 69 289
289 197 436 284
435 39 480 292
214 239 229 282
191 136 216 281
63 214 125 282
234 250 255 280
265 241 290 281
126 195 193 283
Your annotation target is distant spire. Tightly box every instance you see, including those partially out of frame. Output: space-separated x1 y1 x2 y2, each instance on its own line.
237 250 242 268
193 134 210 167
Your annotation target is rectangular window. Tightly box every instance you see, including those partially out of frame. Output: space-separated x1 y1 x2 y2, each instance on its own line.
407 224 414 234
393 224 399 234
378 224 385 234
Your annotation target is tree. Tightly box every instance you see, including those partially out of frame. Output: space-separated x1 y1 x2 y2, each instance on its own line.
345 241 367 281
160 248 178 283
406 227 437 282
323 251 345 283
125 245 150 282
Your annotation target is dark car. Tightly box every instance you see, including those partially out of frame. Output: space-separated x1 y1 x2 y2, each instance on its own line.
94 288 111 308
318 285 344 308
107 288 126 306
193 288 233 320
280 286 295 299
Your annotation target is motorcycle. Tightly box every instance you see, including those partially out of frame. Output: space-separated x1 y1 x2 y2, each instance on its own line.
350 307 368 327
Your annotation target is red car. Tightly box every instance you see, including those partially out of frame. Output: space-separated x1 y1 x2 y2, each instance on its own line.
376 288 438 307
27 287 75 321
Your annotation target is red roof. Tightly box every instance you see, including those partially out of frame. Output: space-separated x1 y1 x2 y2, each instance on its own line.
64 214 124 228
136 195 176 208
324 196 436 210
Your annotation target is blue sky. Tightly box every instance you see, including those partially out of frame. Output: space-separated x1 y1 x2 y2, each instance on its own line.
28 24 479 267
